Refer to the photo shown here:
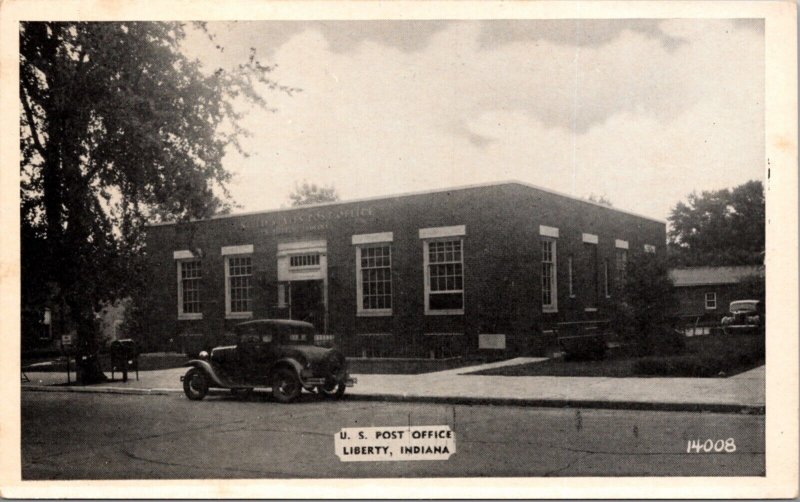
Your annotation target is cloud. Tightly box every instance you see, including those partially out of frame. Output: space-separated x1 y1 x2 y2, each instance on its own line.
185 19 764 221
477 19 687 51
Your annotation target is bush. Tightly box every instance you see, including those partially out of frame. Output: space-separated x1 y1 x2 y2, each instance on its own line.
558 334 607 361
610 253 683 356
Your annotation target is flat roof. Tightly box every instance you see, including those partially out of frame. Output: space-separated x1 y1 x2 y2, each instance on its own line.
669 265 764 287
148 180 665 227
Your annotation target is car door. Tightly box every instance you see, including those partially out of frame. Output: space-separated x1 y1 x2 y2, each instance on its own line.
253 330 279 385
236 332 262 383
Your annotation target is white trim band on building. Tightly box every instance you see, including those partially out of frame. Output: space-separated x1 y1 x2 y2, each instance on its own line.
582 233 599 244
419 225 466 239
173 250 195 260
615 239 629 249
221 244 254 256
352 232 394 245
539 225 559 238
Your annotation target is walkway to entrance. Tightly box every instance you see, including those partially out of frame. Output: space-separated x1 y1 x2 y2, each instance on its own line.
422 357 547 377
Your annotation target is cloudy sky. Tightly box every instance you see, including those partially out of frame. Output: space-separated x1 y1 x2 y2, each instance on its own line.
183 19 764 221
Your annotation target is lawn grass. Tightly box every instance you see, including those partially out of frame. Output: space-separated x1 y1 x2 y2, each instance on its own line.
347 355 506 374
469 332 764 378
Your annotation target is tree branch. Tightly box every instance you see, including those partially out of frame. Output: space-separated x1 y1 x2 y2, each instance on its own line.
20 86 47 158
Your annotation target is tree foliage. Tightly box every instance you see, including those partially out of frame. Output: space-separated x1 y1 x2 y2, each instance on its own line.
289 181 339 206
667 180 764 266
20 22 294 381
586 193 613 207
610 252 684 356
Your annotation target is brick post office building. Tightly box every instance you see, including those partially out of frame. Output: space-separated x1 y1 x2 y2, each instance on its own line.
142 182 665 357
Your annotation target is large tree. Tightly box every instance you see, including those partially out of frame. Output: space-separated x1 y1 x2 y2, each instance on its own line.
20 22 295 382
667 180 765 267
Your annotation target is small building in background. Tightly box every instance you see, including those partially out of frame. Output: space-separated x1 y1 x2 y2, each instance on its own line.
669 265 765 335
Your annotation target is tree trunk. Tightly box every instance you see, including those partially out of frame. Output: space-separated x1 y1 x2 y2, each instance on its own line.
68 297 108 384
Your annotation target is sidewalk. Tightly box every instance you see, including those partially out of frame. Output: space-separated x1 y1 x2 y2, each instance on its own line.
22 360 765 413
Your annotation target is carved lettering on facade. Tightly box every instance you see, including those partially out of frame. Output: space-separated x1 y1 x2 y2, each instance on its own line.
237 206 376 235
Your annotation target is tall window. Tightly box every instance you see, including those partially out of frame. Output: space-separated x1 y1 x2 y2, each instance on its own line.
568 255 575 297
584 242 598 306
226 255 253 317
541 239 557 312
615 248 628 285
603 259 610 298
705 292 717 310
357 244 392 315
178 260 202 319
425 239 464 314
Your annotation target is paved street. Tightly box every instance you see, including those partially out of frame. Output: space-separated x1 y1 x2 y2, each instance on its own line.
22 391 764 479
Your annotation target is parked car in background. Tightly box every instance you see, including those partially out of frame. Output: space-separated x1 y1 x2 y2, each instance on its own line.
720 300 764 335
181 319 355 403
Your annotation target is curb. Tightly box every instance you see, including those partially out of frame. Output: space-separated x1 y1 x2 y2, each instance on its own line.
22 385 764 414
345 393 765 414
23 385 182 396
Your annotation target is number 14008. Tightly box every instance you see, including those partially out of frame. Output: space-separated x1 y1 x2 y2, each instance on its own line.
687 438 736 453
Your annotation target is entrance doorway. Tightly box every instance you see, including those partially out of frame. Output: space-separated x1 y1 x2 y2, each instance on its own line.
288 280 325 328
277 240 328 333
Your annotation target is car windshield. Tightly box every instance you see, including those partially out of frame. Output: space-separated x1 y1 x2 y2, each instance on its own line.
730 301 759 312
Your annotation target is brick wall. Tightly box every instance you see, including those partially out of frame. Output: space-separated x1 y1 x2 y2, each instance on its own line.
143 182 665 356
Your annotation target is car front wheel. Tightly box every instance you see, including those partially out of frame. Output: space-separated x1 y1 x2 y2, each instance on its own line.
183 368 209 401
271 368 301 403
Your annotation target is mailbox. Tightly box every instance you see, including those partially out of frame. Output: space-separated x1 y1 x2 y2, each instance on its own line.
110 339 139 382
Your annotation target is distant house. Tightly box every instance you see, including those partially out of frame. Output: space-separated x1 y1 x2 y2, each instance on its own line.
669 265 765 320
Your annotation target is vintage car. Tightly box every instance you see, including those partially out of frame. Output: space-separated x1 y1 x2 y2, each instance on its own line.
720 300 764 335
180 319 355 403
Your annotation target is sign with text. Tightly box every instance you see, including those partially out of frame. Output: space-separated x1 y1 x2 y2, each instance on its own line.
335 425 455 462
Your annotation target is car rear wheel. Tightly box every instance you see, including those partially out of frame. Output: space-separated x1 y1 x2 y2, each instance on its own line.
271 368 301 403
317 381 346 399
183 368 209 401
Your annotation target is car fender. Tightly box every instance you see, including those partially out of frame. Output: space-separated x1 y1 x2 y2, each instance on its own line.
271 357 304 378
183 360 227 388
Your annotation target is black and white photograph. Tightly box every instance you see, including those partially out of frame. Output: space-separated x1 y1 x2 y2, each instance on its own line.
2 0 797 498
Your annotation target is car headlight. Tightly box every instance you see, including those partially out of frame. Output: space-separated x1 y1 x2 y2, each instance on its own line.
199 351 209 359
747 315 760 324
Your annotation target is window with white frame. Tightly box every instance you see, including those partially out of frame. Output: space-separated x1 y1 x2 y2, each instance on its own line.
226 255 253 316
541 239 557 312
177 259 202 319
425 239 464 314
568 255 575 297
615 248 628 284
583 241 598 306
705 292 717 310
357 244 392 314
